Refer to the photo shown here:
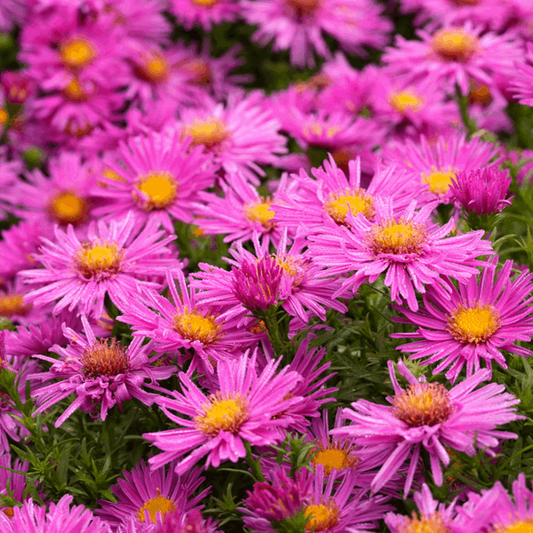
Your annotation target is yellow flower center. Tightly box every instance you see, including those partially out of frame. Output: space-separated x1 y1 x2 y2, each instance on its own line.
302 122 340 140
75 241 123 278
137 491 176 523
311 441 359 475
493 519 533 533
447 303 500 345
324 188 375 225
244 200 276 230
48 191 88 225
134 172 177 210
304 501 340 531
0 293 31 317
286 0 321 17
182 118 229 148
432 29 479 62
421 168 457 195
368 219 427 256
0 108 8 126
173 308 222 345
81 338 130 378
393 383 454 427
398 512 449 533
136 53 169 83
195 392 248 436
60 38 97 69
62 78 89 101
389 90 424 114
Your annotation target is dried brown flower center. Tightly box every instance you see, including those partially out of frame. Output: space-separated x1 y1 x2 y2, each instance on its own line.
81 338 130 378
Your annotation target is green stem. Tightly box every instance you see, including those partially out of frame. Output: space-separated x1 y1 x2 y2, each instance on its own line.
455 84 477 138
244 440 265 482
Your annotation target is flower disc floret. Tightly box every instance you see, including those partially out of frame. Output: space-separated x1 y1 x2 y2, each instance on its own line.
137 490 176 523
81 338 130 378
447 303 501 345
48 191 88 225
389 90 424 114
324 188 375 226
0 294 30 317
392 383 454 427
304 500 339 531
183 118 229 148
244 199 276 230
397 512 449 533
75 241 123 279
311 441 359 475
422 168 458 195
173 308 222 345
195 392 249 436
59 38 97 69
134 172 178 210
432 29 479 62
136 52 169 83
367 219 428 256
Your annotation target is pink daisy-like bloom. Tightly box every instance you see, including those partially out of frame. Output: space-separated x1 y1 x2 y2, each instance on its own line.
118 271 255 373
154 507 221 533
144 352 303 475
97 461 206 528
174 90 287 185
392 258 533 382
455 474 533 533
4 151 97 234
242 0 392 67
307 197 493 311
382 22 524 95
510 42 533 107
0 452 31 516
21 212 181 319
384 483 465 533
381 133 501 204
191 231 348 325
167 0 240 31
0 494 112 533
0 278 53 327
30 315 175 427
333 360 522 498
92 131 216 233
450 167 512 215
274 155 418 234
194 170 297 248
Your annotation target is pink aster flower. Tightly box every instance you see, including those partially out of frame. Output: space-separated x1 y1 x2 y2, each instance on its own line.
333 360 522 497
392 258 533 382
144 352 303 475
0 452 31 515
97 461 206 528
456 474 533 533
510 42 533 106
382 23 524 95
167 0 240 31
381 133 501 204
242 0 392 67
193 170 295 248
274 155 418 234
450 167 512 215
174 90 287 185
30 315 175 427
5 151 96 233
0 494 112 533
92 131 216 232
308 197 493 311
21 212 181 318
384 483 466 533
154 508 221 533
118 270 254 373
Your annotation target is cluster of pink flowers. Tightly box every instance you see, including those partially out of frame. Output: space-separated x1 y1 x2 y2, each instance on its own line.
1 0 533 531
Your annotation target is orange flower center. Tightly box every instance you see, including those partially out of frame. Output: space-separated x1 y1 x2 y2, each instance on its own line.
286 0 321 17
393 383 454 427
135 52 170 83
60 38 97 69
81 338 130 378
0 293 31 317
134 172 177 210
432 29 479 62
304 501 340 531
311 441 359 474
48 191 88 225
182 118 229 149
137 489 176 523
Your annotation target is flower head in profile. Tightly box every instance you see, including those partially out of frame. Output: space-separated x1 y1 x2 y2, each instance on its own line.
30 315 175 427
450 167 512 215
332 360 522 497
308 198 493 311
97 461 206 528
392 258 533 382
144 352 302 475
21 212 180 318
